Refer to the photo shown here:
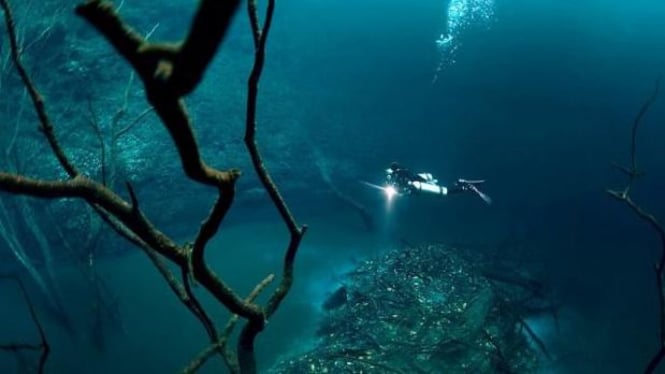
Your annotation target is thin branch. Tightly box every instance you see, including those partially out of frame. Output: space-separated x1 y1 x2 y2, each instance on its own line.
609 192 665 323
629 77 660 175
111 82 130 130
188 183 261 320
144 23 160 40
239 1 307 372
192 186 234 260
609 190 665 373
21 10 61 54
246 0 307 314
183 274 275 374
0 0 78 177
608 78 665 374
181 266 217 342
110 22 158 139
244 0 300 236
0 275 50 374
613 77 661 190
86 97 107 185
92 204 219 343
113 107 154 140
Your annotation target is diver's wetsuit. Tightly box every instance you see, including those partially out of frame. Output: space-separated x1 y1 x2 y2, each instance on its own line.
388 162 465 195
389 163 424 189
385 162 491 204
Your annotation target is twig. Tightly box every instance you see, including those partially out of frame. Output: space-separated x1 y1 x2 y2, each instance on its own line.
0 0 78 177
0 275 50 374
244 0 307 315
183 274 275 374
608 77 665 374
612 78 660 192
629 78 660 176
239 0 307 371
244 0 299 236
86 97 108 185
144 22 159 40
92 203 220 344
608 191 665 373
181 266 217 342
113 107 154 140
111 22 158 140
21 6 64 55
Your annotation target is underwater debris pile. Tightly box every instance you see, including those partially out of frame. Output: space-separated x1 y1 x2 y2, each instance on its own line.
271 244 539 373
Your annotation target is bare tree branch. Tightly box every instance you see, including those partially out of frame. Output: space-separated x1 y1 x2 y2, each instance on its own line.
239 1 308 372
76 0 240 187
608 78 665 374
183 274 275 374
612 78 661 192
1 0 78 177
1 0 304 371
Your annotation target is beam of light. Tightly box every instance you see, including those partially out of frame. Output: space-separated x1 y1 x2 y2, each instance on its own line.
360 181 386 191
361 181 399 201
384 185 398 200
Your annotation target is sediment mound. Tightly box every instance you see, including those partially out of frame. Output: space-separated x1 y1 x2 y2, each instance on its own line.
271 244 540 373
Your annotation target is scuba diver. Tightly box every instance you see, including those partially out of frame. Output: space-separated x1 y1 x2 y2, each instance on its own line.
384 162 492 204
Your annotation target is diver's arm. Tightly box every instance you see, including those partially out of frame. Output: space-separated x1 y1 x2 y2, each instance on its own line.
446 184 466 194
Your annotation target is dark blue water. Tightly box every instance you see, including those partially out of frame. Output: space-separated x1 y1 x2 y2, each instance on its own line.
1 0 665 372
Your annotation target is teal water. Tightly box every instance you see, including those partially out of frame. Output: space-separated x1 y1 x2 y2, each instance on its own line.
1 0 665 372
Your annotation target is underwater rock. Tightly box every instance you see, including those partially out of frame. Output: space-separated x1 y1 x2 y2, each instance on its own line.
270 244 539 373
